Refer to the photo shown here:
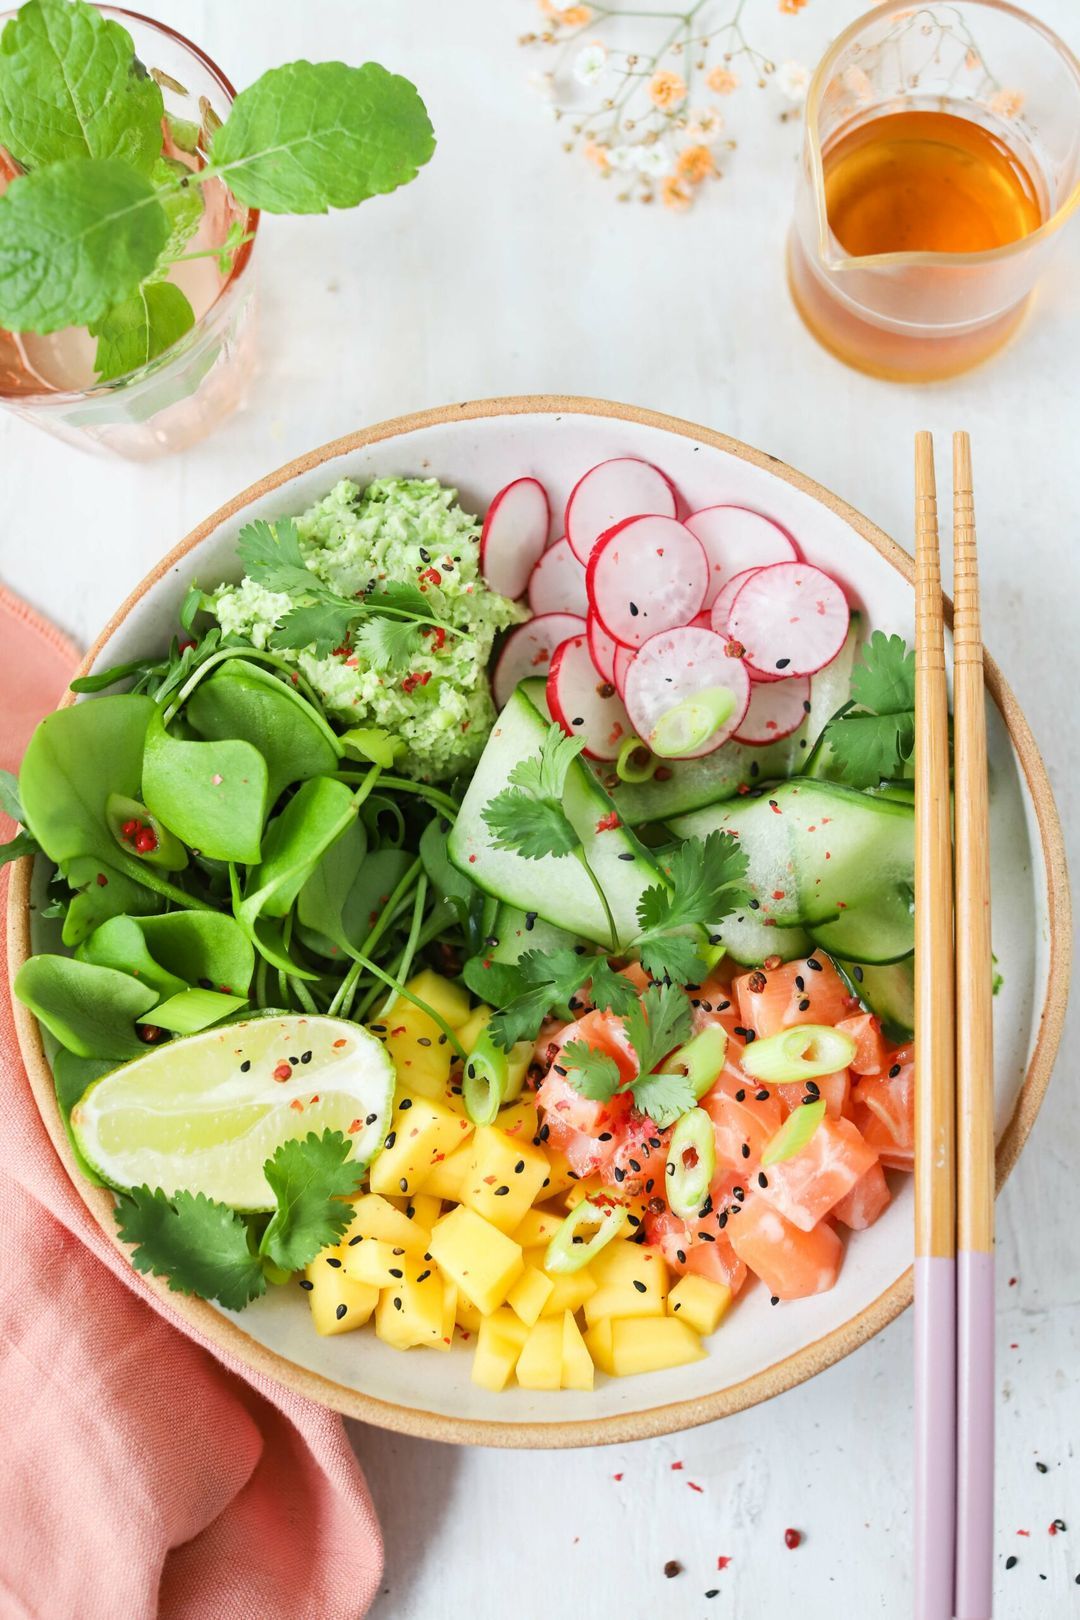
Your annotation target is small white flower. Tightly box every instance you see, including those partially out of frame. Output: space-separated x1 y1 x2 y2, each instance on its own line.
775 60 810 103
573 43 608 88
546 0 578 10
635 140 673 177
528 70 556 102
686 106 724 142
608 145 638 172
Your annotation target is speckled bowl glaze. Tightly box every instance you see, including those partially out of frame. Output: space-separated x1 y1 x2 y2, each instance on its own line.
8 398 1070 1447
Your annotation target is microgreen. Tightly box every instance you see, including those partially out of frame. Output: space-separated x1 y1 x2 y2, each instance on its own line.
819 633 915 788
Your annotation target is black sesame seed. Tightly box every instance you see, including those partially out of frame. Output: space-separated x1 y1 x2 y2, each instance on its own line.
1036 1461 1049 1473
494 1185 510 1196
417 1270 431 1282
798 998 811 1012
628 1158 641 1173
770 1295 780 1306
1006 1556 1018 1570
617 851 635 861
240 1060 251 1073
805 1080 820 1097
393 1296 403 1310
366 1112 378 1125
733 1186 745 1200
613 1166 626 1183
438 1033 448 1045
335 1303 348 1320
348 1235 363 1246
699 1231 716 1242
676 1248 687 1264
633 1279 647 1294
717 1000 731 1012
301 1050 312 1064
889 1063 901 1078
758 1172 768 1188
629 602 639 616
734 1026 752 1040
794 975 805 991
706 1589 720 1599
538 1123 551 1142
417 1036 432 1047
744 1030 756 1044
598 1130 613 1142
717 1211 728 1229
325 1257 342 1269
299 1279 314 1291
749 761 760 777
756 1089 770 1102
399 1178 409 1192
525 911 537 930
405 1205 416 1218
852 965 864 983
384 1131 397 1150
776 658 790 670
735 1089 746 1102
289 1055 298 1065
741 1143 751 1159
399 1098 413 1112
514 1159 525 1174
699 1194 713 1217
748 898 760 910
1053 1518 1067 1532
392 1247 405 1257
389 1267 404 1279
628 1214 641 1228
806 956 822 971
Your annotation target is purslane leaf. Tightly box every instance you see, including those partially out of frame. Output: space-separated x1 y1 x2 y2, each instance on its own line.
209 60 435 215
259 1130 364 1271
115 1186 267 1311
0 158 170 333
0 0 164 174
91 280 195 382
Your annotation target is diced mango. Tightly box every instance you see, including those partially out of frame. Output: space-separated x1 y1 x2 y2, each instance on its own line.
586 1315 705 1378
455 1294 484 1334
406 969 471 1028
507 1265 555 1327
342 1236 414 1290
496 1097 541 1144
460 1125 550 1234
667 1274 732 1337
526 1251 597 1317
346 1193 431 1255
583 1242 669 1327
537 1147 579 1202
368 1092 473 1197
516 1317 564 1390
471 1307 528 1392
513 1205 567 1248
561 1310 594 1391
404 1193 443 1232
455 1004 492 1051
374 1258 448 1350
565 1177 650 1232
438 1281 458 1352
304 1246 378 1335
420 1137 475 1201
429 1206 524 1315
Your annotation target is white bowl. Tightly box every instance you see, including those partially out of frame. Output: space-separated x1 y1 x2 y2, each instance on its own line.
10 397 1070 1447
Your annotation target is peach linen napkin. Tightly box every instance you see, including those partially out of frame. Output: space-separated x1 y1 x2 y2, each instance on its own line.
0 586 383 1620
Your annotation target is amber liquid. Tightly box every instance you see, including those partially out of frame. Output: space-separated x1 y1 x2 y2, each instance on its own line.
790 108 1046 381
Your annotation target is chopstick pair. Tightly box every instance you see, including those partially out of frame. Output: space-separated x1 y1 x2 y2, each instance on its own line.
913 432 995 1620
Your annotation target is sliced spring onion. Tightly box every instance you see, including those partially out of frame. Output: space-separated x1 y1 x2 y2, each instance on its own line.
544 1197 628 1274
650 686 736 759
463 1031 510 1125
740 1024 856 1085
665 1024 728 1099
665 1107 717 1219
106 793 188 870
761 1097 826 1167
339 726 403 768
616 736 658 783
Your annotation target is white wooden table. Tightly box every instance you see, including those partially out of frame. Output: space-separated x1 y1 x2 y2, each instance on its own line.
2 3 1077 1614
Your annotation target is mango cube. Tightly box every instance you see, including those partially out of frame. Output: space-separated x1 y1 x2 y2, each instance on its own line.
532 1255 598 1318
667 1274 732 1337
506 1264 555 1328
513 1205 567 1248
429 1205 524 1315
561 1310 594 1391
460 1125 550 1234
405 969 471 1029
420 1138 475 1202
377 1003 452 1099
342 1237 413 1290
471 1308 528 1392
368 1091 473 1198
537 1147 579 1202
586 1315 705 1378
515 1317 564 1390
583 1242 669 1327
455 1295 484 1334
455 1004 492 1052
304 1246 378 1336
374 1258 449 1350
346 1193 431 1255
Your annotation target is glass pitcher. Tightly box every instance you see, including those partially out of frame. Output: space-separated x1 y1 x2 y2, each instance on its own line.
788 0 1080 382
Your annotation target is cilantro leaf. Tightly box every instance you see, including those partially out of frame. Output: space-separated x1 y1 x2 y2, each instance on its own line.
585 957 641 1019
91 281 195 383
351 616 422 673
850 631 915 715
259 1130 364 1271
636 932 707 986
623 982 693 1080
820 633 916 788
0 158 170 333
209 61 435 215
635 831 749 954
0 0 165 174
560 1039 621 1102
270 601 359 658
626 1069 697 1129
115 1186 266 1310
480 946 595 1050
510 724 586 801
236 517 311 592
368 581 433 619
483 791 580 861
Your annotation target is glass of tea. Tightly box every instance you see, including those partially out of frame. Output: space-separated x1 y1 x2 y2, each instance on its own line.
788 0 1080 382
0 7 258 458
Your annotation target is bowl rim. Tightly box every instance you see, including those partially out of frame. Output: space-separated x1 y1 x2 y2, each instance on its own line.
8 394 1071 1449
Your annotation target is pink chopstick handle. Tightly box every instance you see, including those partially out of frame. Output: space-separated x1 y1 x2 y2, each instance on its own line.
956 1250 995 1620
915 1255 957 1620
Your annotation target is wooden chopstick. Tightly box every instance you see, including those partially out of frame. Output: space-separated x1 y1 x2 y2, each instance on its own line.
952 431 995 1620
913 431 957 1620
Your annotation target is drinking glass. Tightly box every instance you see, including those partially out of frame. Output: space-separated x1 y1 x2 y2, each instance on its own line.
788 0 1080 381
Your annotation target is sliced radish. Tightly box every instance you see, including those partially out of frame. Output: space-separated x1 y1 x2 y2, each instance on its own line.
527 536 588 617
686 506 798 608
587 612 618 684
623 627 750 759
728 562 851 679
613 642 634 700
710 568 782 682
480 478 550 600
565 458 677 565
492 613 585 709
548 633 635 761
733 673 812 745
587 516 708 649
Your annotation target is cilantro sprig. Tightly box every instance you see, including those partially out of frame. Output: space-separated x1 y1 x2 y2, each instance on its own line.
466 947 639 1051
113 1129 365 1309
818 632 915 788
635 831 750 981
559 983 697 1128
483 724 585 861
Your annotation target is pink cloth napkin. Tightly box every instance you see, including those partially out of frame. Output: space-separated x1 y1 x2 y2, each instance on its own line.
0 586 383 1620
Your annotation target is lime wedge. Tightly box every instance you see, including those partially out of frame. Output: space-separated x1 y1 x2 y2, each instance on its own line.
70 1015 394 1210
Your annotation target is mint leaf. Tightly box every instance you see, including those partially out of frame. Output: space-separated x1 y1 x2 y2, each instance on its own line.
0 0 164 174
627 1069 696 1129
91 280 195 382
115 1186 266 1310
0 158 169 332
560 1039 621 1102
209 60 435 214
260 1130 364 1271
483 791 580 861
147 157 204 281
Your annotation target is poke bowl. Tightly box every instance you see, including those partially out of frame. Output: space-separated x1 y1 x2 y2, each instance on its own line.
7 396 1070 1447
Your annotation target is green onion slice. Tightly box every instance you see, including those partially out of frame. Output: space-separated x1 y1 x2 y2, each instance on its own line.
761 1098 827 1167
616 737 658 783
339 726 403 768
544 1197 628 1274
665 1024 728 1099
740 1024 856 1086
665 1106 717 1219
650 686 736 759
463 1031 510 1126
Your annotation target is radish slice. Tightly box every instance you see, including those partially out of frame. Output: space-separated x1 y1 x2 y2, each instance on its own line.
481 478 550 600
547 633 635 761
686 506 798 608
587 516 708 649
613 642 634 700
710 568 782 683
587 612 618 684
565 458 677 565
623 627 750 759
527 537 588 617
733 673 812 745
729 562 851 679
492 613 585 709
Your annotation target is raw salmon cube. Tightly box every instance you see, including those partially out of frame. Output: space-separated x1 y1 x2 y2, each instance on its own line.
727 1196 843 1300
832 1160 891 1230
852 1046 914 1150
703 1069 783 1172
755 1115 878 1231
836 1013 889 1077
775 1069 850 1120
851 1103 914 1171
734 956 852 1039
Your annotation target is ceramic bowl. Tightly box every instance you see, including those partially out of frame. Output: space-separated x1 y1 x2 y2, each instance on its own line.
9 397 1070 1447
